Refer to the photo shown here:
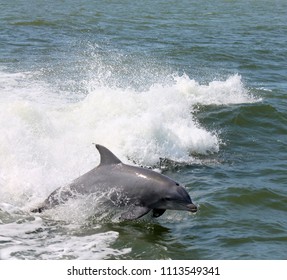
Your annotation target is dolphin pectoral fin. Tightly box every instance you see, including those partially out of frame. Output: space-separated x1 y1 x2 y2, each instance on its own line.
152 209 166 218
120 206 151 221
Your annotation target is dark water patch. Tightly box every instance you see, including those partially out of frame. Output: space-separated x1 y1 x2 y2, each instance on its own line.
219 237 287 259
231 104 287 133
101 222 172 260
196 102 286 135
12 20 57 27
215 187 287 209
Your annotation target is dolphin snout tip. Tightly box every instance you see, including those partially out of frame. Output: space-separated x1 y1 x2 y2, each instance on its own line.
187 203 198 213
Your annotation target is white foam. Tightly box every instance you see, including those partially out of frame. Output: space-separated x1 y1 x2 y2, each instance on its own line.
0 70 258 208
174 73 258 105
0 215 130 259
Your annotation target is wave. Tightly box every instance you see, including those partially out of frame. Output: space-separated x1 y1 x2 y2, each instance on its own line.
0 69 258 208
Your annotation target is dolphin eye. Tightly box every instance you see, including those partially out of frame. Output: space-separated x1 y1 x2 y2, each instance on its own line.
175 183 180 186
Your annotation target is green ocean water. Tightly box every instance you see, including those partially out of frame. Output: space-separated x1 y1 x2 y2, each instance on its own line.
0 0 286 259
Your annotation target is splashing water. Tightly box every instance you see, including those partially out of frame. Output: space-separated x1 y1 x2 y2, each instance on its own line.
0 70 257 211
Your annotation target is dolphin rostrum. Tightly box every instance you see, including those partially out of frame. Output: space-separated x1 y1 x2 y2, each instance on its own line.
32 144 197 220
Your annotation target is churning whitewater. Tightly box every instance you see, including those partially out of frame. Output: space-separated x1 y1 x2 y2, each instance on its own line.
0 71 256 209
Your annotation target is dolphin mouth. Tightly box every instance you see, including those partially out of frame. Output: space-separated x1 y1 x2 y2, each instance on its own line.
186 203 198 213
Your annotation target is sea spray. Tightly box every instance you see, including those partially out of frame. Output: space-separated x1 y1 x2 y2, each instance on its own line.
0 70 257 208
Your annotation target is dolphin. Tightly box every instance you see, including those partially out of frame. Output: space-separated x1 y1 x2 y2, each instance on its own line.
32 144 197 220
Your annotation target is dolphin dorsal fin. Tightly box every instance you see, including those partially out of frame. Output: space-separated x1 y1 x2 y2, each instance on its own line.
95 144 122 166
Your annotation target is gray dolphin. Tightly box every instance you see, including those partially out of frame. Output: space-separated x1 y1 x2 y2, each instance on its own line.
32 144 197 220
